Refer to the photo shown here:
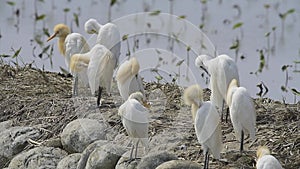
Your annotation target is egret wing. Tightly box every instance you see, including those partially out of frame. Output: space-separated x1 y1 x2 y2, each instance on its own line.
217 55 239 101
231 87 256 140
96 23 120 68
87 44 113 94
195 102 220 144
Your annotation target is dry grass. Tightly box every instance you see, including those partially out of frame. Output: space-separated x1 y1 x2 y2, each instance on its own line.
0 63 299 168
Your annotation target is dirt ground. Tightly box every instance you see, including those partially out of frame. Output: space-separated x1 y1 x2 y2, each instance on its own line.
0 63 299 169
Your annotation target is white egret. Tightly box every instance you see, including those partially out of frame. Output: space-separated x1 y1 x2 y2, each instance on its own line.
226 79 256 153
71 44 115 107
118 92 150 160
47 24 90 96
84 18 120 68
116 57 145 101
195 54 239 121
256 146 283 169
184 84 222 169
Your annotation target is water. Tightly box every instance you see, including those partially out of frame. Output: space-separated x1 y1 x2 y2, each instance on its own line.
0 0 299 103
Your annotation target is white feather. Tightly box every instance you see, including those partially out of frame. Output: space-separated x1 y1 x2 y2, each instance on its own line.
195 54 239 110
87 44 115 95
118 95 149 148
195 101 222 159
256 155 283 169
228 86 256 141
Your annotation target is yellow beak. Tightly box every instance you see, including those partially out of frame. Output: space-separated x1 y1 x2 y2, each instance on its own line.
47 32 58 42
143 100 151 109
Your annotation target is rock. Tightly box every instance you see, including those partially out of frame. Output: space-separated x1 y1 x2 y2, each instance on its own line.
8 146 67 169
155 160 202 169
0 126 41 168
61 118 109 153
115 152 140 169
85 143 127 169
42 137 63 148
77 139 109 169
0 120 12 130
57 153 81 169
136 151 178 169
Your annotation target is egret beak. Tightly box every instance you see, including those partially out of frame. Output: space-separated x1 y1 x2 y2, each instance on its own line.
200 66 210 76
92 29 98 34
47 32 58 42
142 100 151 109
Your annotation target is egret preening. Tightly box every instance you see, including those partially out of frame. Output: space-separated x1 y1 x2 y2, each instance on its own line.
195 54 239 121
184 84 222 169
256 146 283 169
116 57 145 101
118 92 150 160
226 79 256 153
47 24 90 96
84 18 121 68
71 44 115 107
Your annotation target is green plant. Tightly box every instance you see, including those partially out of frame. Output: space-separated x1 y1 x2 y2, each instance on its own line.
279 8 295 40
122 34 131 59
281 64 292 92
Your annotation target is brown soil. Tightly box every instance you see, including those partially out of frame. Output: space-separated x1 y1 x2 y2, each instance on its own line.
0 63 299 169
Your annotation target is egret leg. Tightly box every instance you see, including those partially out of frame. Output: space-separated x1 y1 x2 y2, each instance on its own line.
240 130 244 153
129 142 134 160
97 86 103 107
225 107 229 123
203 151 209 169
73 74 78 96
221 100 225 122
135 139 140 159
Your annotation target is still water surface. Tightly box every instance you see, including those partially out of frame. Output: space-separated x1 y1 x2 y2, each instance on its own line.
0 0 299 103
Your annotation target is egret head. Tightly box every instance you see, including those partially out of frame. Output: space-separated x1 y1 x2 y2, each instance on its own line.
184 84 203 120
256 146 270 159
47 24 70 42
129 92 150 108
195 55 211 75
184 84 203 107
84 18 101 34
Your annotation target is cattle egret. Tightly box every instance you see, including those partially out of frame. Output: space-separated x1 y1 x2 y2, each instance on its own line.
71 44 115 107
227 79 256 153
256 146 283 169
184 84 222 169
116 57 145 100
195 54 239 121
47 24 90 96
84 18 120 68
118 92 150 160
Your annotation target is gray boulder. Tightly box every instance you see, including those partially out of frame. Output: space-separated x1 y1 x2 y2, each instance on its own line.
136 151 178 169
0 126 41 168
61 118 109 153
155 160 202 169
115 152 140 169
57 153 81 169
77 139 109 169
85 143 127 169
8 146 67 169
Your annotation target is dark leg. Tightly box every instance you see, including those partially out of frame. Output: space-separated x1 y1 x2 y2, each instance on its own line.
135 139 140 159
240 130 244 153
129 143 134 160
221 100 225 122
97 86 103 107
204 151 209 169
225 107 229 123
